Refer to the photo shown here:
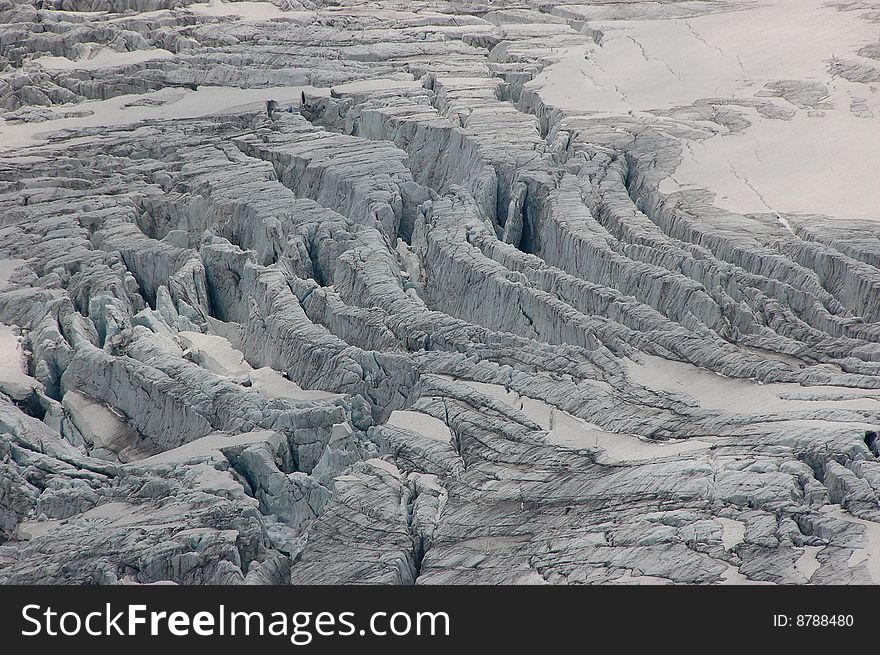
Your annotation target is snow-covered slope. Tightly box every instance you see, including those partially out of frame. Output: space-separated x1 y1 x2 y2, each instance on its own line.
2 0 880 585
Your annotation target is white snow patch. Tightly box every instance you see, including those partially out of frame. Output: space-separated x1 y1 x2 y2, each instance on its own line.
184 462 244 494
62 391 137 455
386 410 452 443
0 85 330 151
179 329 342 401
35 48 174 71
716 517 746 550
248 367 344 402
531 0 880 221
0 324 41 401
179 331 252 377
718 565 775 585
626 354 880 413
364 458 402 479
15 519 64 541
822 505 880 583
459 378 711 461
0 258 26 290
187 0 291 20
795 545 823 581
139 430 280 465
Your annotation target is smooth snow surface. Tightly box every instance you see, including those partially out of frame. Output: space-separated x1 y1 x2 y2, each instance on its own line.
459 378 711 462
627 355 880 414
822 505 880 584
140 430 279 465
181 329 343 401
0 85 329 151
0 324 40 400
387 410 452 443
187 0 292 20
533 0 880 221
35 48 175 71
795 545 823 581
716 517 746 551
0 258 25 290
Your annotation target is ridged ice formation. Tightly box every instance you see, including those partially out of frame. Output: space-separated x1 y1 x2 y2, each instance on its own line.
2 0 880 584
